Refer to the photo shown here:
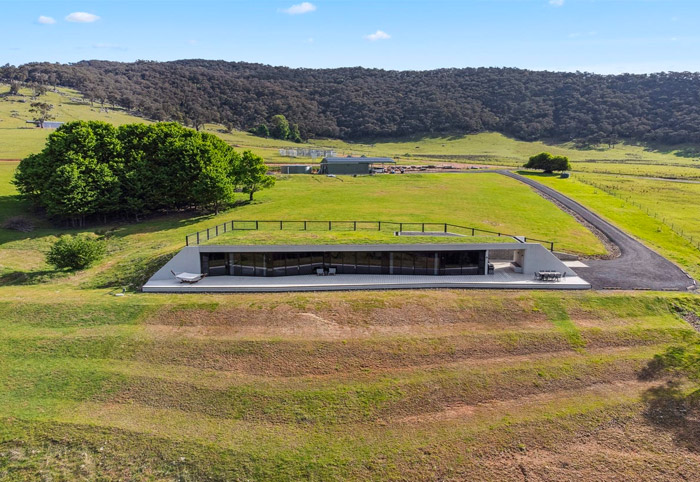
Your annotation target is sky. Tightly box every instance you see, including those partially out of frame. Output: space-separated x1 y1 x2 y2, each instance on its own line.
1 0 699 74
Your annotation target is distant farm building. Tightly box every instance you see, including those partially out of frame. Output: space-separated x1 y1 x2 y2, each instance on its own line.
280 165 312 174
279 148 336 159
27 120 64 129
319 157 396 175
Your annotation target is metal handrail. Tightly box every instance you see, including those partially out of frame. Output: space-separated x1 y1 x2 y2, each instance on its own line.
185 219 556 251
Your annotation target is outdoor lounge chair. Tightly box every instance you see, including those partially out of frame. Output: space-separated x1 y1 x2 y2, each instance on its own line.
171 270 206 283
316 268 325 276
328 267 337 276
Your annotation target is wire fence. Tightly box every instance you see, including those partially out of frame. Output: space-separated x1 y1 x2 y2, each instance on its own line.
185 219 556 251
574 175 700 251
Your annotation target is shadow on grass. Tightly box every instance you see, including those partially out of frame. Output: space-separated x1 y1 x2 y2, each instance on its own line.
0 269 69 286
638 346 700 453
514 170 562 178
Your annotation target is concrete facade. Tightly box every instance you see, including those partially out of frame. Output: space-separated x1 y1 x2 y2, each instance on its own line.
144 242 587 292
319 157 396 175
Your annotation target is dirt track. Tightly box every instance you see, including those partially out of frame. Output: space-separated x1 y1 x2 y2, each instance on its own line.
500 171 696 291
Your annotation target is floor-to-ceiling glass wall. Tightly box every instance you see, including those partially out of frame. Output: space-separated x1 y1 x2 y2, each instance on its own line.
203 249 486 277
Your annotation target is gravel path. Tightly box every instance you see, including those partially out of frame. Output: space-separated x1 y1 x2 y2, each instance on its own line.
500 171 696 291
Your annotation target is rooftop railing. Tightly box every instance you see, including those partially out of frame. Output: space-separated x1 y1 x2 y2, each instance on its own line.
185 219 556 251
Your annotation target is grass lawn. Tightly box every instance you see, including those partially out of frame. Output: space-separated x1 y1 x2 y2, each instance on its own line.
0 291 698 480
521 171 700 279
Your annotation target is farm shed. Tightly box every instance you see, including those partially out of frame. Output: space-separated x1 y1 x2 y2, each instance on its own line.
280 165 311 174
319 157 396 175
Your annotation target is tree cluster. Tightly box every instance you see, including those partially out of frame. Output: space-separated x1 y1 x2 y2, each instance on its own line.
252 114 302 142
523 152 571 172
13 121 274 226
4 60 700 144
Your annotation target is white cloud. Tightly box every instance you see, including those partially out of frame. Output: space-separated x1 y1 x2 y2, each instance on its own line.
66 12 100 23
365 30 391 41
37 16 56 25
549 0 564 6
281 2 316 15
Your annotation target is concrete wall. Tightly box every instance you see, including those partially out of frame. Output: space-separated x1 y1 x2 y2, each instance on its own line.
520 244 577 276
281 165 311 174
149 246 202 281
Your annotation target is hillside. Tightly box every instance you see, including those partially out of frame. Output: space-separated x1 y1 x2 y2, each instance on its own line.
5 60 700 144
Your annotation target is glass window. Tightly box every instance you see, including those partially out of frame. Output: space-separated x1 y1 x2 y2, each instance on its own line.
400 252 415 275
442 252 461 275
329 251 343 273
356 251 370 274
285 253 299 276
343 252 356 274
414 252 431 275
299 253 313 275
240 252 255 276
207 253 226 276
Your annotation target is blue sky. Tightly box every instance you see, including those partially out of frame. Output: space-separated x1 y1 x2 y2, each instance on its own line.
2 0 698 73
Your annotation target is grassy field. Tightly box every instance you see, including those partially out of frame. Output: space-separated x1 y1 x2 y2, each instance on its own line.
521 172 700 279
3 83 700 180
1 292 699 480
0 169 608 300
2 84 700 480
0 84 150 159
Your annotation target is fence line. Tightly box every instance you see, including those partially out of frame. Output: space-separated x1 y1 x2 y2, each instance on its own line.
574 174 700 251
185 219 556 251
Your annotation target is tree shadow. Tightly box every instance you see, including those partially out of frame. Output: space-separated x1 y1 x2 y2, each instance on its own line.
639 351 700 453
0 269 68 286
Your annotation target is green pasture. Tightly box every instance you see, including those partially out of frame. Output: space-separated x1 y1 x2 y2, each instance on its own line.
522 172 700 279
0 84 149 159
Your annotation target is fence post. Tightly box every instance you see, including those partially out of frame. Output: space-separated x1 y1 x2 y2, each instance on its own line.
280 221 283 230
223 223 227 233
232 221 235 230
207 228 210 240
400 223 403 232
422 223 425 233
472 228 475 236
378 221 381 231
215 225 219 236
550 242 554 252
197 232 200 244
186 235 189 246
444 223 447 233
354 221 357 231
256 221 259 230
304 221 307 230
329 221 332 231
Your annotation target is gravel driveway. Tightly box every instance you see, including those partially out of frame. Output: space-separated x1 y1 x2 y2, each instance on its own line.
500 171 696 291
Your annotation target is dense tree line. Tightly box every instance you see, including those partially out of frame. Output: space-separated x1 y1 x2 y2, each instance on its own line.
4 60 700 143
13 121 274 226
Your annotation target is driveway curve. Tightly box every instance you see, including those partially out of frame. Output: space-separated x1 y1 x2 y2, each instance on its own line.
500 171 695 291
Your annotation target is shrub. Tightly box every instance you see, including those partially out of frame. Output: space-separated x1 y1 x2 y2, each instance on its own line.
46 234 106 270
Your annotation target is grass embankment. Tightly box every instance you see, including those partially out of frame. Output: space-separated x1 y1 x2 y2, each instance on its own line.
1 292 699 480
0 172 606 296
521 172 700 279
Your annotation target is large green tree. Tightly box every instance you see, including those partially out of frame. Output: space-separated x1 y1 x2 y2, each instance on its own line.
13 121 264 224
523 152 571 173
270 114 291 140
236 150 275 201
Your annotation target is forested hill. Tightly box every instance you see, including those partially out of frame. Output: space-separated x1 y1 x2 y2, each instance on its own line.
3 59 700 143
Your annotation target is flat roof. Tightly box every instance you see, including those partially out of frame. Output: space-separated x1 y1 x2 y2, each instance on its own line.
198 243 529 253
321 157 396 164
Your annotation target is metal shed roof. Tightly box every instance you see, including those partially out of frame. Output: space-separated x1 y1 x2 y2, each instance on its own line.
320 157 396 164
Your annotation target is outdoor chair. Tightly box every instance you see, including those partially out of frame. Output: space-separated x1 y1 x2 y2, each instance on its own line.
171 270 206 284
328 267 337 276
316 268 325 276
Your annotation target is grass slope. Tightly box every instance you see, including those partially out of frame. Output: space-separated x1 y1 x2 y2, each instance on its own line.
0 292 698 480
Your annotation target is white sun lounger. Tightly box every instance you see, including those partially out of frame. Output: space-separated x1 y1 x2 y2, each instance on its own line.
171 270 206 283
